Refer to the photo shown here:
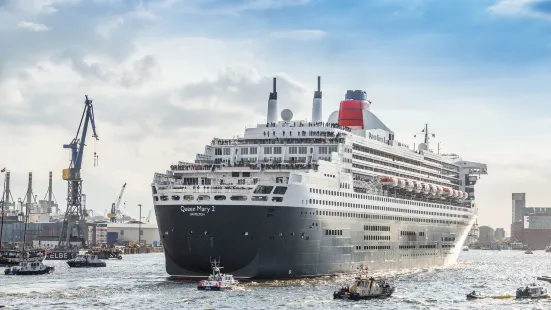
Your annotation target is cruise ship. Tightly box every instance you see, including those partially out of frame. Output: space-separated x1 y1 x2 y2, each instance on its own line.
152 77 488 279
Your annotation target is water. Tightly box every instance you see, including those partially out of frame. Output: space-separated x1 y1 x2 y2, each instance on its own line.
1 250 550 309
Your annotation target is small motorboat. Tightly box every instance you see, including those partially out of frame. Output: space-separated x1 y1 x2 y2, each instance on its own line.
525 250 533 254
67 254 106 268
462 246 469 251
4 260 54 275
333 267 395 300
466 291 484 299
516 284 549 299
197 260 238 291
545 246 551 253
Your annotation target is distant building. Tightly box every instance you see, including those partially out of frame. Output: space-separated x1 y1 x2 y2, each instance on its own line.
511 193 526 241
512 193 526 223
466 223 479 245
478 226 495 246
494 228 505 240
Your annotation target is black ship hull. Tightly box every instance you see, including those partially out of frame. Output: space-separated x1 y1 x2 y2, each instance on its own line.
4 266 54 275
156 204 468 279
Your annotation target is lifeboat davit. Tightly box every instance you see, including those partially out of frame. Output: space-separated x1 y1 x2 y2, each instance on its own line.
421 183 430 194
462 191 469 199
442 187 453 197
404 180 414 191
379 176 397 187
413 181 422 193
428 184 436 196
397 179 406 189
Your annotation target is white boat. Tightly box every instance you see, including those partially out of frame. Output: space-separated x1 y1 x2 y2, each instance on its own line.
333 267 395 300
67 254 106 268
197 260 238 291
4 260 54 275
525 250 533 254
462 246 469 251
516 284 549 299
545 246 551 253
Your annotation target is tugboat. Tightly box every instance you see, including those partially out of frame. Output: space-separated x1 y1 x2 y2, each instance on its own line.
4 259 55 275
67 253 106 268
197 260 238 291
333 266 395 300
516 284 549 299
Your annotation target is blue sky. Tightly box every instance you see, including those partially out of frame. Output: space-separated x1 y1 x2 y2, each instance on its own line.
1 0 550 232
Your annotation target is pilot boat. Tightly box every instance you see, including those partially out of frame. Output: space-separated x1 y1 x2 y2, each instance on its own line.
67 253 106 268
333 266 395 300
197 260 238 291
516 284 549 299
4 259 54 275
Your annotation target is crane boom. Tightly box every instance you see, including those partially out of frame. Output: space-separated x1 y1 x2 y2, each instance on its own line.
109 183 126 222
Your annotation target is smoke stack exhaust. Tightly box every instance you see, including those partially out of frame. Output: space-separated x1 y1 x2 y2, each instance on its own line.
267 77 278 123
311 76 322 122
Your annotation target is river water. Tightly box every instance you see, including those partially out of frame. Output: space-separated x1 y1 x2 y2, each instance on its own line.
0 250 550 309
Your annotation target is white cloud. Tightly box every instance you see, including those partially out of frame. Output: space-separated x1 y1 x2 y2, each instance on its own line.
3 0 80 14
270 29 326 40
17 21 50 31
489 0 551 20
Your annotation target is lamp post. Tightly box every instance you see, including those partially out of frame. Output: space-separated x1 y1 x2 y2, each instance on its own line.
138 204 142 246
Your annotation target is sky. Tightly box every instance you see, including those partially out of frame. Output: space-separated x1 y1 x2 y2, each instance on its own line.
1 0 551 233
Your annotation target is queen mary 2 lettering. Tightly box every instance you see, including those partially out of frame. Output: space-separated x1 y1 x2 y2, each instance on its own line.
151 76 488 279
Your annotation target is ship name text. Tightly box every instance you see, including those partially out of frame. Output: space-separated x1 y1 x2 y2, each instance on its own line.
180 206 215 216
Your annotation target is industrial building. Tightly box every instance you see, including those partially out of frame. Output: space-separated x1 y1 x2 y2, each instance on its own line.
106 223 160 246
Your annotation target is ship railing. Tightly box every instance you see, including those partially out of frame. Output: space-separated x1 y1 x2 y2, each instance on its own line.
163 186 254 194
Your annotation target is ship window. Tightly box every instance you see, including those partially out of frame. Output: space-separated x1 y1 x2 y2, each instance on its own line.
160 195 169 201
252 196 268 201
183 195 194 201
171 195 180 201
154 196 158 201
254 185 273 194
272 197 283 202
198 195 210 201
273 186 287 195
214 195 226 200
230 195 247 201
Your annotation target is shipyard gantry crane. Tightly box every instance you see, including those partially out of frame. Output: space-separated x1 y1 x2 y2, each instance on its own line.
109 183 126 223
58 95 98 248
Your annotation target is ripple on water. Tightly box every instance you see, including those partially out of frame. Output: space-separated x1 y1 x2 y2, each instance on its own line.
1 251 551 309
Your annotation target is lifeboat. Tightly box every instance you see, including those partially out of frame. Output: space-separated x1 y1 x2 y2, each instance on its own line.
413 181 422 193
442 187 453 197
397 179 406 189
435 185 443 196
379 176 398 187
462 192 469 199
452 190 459 198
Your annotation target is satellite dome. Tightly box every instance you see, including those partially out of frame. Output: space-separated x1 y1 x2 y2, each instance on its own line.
327 110 339 123
281 109 293 122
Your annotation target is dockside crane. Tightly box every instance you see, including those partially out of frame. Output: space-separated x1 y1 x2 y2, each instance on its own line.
58 95 98 248
109 183 126 223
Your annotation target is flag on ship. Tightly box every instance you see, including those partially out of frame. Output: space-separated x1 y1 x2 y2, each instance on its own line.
1 168 5 173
